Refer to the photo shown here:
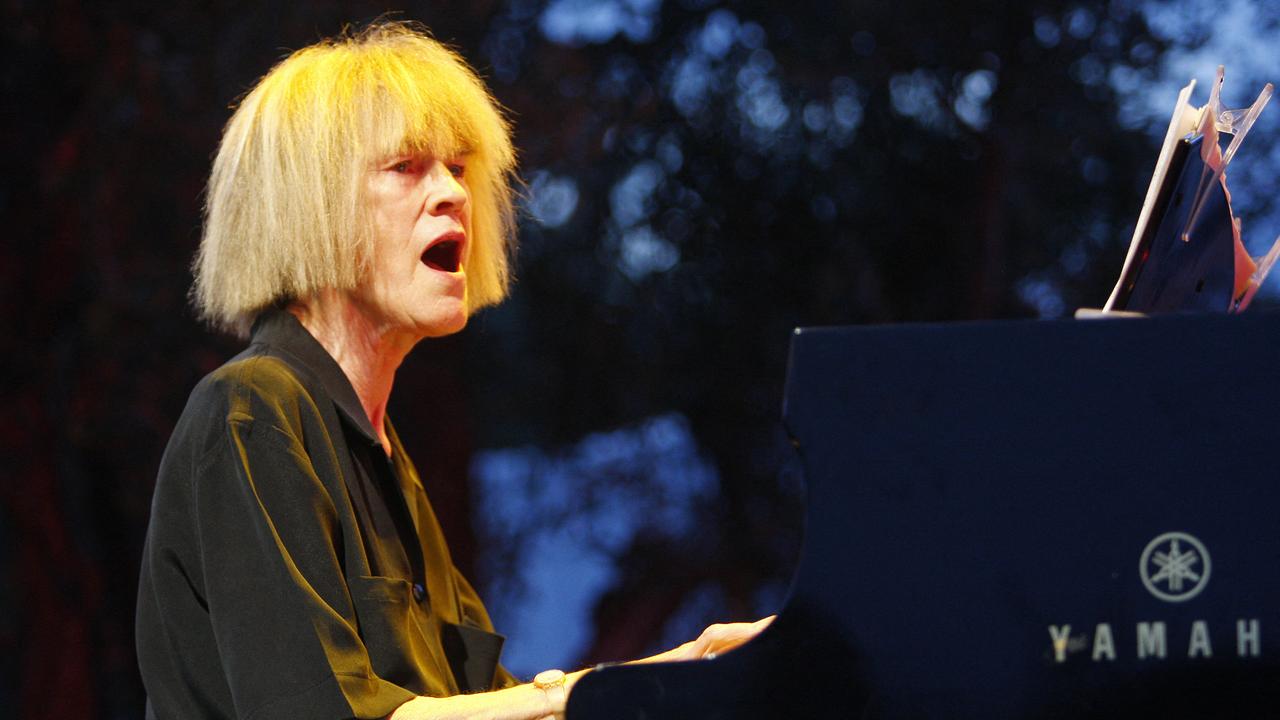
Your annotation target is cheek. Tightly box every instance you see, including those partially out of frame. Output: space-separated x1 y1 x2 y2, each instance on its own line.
372 208 424 263
361 238 412 304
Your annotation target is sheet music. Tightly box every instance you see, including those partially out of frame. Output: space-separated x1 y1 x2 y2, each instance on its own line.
1103 80 1201 311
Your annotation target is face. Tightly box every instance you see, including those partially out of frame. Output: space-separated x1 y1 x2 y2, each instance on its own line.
357 149 472 341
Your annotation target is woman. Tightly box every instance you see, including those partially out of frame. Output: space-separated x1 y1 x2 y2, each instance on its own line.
135 20 766 720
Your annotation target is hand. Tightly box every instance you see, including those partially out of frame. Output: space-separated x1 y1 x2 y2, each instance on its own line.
661 615 774 662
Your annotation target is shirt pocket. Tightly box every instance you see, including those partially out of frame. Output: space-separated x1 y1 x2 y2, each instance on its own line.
347 574 455 697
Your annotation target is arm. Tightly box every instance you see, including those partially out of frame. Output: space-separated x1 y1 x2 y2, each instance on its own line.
193 414 417 718
387 616 775 720
204 408 770 719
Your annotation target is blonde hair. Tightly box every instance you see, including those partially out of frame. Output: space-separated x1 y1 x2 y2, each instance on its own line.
193 21 517 337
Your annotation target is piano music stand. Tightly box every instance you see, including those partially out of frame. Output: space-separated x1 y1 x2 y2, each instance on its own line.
569 312 1280 718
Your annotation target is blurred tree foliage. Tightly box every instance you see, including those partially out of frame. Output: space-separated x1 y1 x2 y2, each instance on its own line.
0 0 1197 714
461 0 1171 663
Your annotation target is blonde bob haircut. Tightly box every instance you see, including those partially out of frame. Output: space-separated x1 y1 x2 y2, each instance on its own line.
193 21 517 337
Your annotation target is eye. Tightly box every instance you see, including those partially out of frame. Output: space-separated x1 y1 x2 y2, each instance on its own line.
391 159 414 173
447 162 466 179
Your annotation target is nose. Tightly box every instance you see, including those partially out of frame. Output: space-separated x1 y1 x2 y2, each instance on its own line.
427 160 468 217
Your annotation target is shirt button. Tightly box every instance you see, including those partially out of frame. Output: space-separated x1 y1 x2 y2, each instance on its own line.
412 583 426 603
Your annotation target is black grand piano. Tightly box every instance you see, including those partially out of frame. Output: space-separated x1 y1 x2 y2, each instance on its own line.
567 311 1280 718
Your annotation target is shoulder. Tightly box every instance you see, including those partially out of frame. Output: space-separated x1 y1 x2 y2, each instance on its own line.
170 348 333 463
208 348 333 423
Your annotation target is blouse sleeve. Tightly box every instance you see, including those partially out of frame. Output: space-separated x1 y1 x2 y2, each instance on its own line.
449 565 520 688
190 396 415 719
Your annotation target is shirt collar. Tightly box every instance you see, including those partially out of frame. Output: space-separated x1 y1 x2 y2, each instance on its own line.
249 308 382 446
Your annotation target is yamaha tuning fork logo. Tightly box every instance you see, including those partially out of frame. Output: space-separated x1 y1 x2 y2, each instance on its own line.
1140 531 1211 602
1046 531 1263 664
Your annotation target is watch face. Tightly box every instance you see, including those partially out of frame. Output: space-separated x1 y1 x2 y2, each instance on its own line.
534 669 566 688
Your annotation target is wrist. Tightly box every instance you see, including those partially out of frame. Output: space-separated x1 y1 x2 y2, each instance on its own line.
533 669 567 719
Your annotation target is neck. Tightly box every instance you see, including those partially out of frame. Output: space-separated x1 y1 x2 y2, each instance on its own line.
288 291 415 456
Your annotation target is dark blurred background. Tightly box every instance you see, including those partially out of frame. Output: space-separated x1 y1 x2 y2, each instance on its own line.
3 0 1278 717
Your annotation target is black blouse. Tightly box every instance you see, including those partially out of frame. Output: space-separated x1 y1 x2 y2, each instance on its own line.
136 310 515 720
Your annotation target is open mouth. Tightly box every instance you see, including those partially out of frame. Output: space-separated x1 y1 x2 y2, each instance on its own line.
421 237 463 273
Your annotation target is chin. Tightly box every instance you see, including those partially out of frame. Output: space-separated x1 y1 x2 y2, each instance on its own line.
420 311 468 338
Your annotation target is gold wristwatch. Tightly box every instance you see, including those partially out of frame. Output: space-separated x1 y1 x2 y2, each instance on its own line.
533 668 567 719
